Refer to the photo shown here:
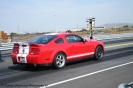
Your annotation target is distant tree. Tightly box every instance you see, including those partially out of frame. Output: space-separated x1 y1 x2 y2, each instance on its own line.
81 29 87 32
10 32 17 36
66 30 72 33
10 32 17 42
123 25 129 28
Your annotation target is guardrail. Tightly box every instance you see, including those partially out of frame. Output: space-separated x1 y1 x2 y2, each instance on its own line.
0 42 20 51
0 33 133 51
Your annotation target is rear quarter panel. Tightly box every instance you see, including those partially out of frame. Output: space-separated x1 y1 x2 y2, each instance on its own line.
40 37 72 63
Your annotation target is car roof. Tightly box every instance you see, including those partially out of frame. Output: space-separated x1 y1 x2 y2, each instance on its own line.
45 32 75 37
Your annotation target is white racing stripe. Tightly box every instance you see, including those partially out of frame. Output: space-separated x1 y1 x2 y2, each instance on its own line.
40 61 133 88
17 43 29 63
16 54 22 62
67 52 94 59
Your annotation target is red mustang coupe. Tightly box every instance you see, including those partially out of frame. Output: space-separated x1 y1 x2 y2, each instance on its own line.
11 33 104 69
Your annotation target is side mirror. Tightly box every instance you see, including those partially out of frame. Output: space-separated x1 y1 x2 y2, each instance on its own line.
83 38 87 42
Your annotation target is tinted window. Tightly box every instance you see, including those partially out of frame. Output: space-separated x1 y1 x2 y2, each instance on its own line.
55 38 64 43
28 35 57 44
66 35 83 43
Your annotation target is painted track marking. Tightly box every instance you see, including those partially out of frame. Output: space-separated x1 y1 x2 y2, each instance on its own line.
40 61 133 88
105 42 133 48
40 42 133 88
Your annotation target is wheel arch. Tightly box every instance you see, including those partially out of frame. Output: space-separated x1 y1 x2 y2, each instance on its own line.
51 50 67 63
95 44 105 53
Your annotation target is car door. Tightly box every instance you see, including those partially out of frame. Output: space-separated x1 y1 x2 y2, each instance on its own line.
65 35 91 59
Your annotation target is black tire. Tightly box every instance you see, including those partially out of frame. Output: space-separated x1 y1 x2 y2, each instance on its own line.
53 52 66 69
94 46 104 60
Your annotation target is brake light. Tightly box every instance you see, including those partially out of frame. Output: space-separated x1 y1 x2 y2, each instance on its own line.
12 44 19 54
30 48 40 55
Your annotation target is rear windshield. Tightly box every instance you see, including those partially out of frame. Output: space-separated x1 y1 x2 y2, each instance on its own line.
28 35 57 44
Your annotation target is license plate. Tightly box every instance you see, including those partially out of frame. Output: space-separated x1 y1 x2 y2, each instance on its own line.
20 57 25 63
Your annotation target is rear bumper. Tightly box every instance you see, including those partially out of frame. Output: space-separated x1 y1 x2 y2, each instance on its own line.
13 62 52 66
11 53 52 65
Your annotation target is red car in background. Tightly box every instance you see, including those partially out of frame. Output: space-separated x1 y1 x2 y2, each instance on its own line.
11 33 104 69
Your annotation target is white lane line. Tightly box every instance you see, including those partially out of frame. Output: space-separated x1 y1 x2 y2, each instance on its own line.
40 61 133 88
105 42 133 48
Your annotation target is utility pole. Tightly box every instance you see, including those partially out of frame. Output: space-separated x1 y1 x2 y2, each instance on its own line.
54 15 56 30
86 18 95 39
114 16 116 32
18 26 19 34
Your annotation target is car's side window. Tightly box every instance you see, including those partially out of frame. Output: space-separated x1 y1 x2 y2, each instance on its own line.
66 35 83 43
74 35 83 42
55 38 64 43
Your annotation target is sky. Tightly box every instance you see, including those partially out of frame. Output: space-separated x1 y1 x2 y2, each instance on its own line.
0 0 133 33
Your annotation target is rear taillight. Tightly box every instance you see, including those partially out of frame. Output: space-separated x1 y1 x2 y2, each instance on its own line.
30 48 40 55
12 44 19 54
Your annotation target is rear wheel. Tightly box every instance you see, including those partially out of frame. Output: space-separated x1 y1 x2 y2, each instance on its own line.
53 52 66 69
94 46 104 60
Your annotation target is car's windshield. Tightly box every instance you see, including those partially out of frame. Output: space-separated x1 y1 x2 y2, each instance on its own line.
28 35 57 44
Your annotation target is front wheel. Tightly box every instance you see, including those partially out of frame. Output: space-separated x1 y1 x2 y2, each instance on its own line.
94 46 104 60
53 52 66 69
